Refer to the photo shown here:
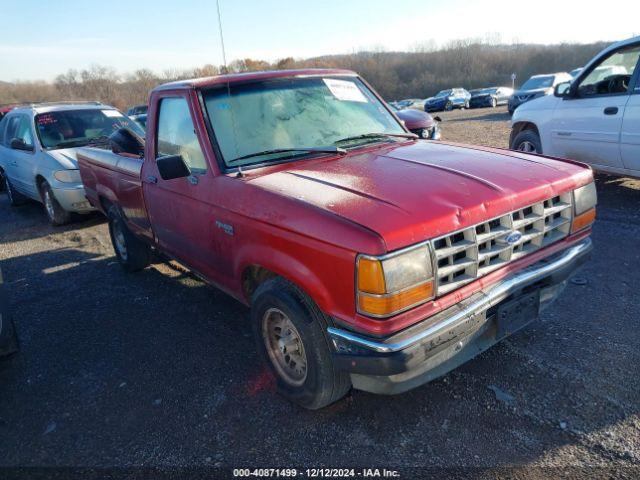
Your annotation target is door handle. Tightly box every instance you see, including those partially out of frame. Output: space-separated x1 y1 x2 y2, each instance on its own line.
604 106 618 115
145 175 158 184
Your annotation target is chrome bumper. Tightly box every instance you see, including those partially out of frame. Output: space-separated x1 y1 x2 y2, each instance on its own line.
329 238 591 354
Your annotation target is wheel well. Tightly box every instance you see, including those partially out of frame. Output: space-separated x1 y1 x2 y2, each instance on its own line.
35 175 47 197
99 196 113 214
510 122 540 147
242 265 277 304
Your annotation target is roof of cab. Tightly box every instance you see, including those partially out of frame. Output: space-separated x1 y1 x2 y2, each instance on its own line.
153 68 358 92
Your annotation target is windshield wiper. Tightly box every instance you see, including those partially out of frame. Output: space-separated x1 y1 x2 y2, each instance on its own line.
50 139 90 149
228 146 347 165
334 132 418 145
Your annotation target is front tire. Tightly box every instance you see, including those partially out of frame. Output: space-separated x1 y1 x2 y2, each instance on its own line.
251 277 351 410
40 182 72 226
107 205 151 272
511 129 543 154
444 101 453 111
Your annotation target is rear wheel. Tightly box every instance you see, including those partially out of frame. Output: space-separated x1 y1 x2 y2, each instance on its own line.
251 277 351 410
4 176 27 206
511 129 543 154
491 97 497 108
107 205 151 272
40 182 72 226
463 100 470 109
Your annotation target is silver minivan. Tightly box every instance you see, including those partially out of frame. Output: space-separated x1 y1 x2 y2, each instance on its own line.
0 102 144 225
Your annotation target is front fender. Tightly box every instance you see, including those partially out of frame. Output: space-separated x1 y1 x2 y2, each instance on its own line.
234 241 354 320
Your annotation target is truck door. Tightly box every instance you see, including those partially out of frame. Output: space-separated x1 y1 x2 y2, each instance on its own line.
141 92 228 284
620 65 640 172
549 43 640 170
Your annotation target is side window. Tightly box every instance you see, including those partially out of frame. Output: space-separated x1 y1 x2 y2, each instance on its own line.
577 44 640 97
3 115 33 149
15 116 34 148
4 116 21 146
156 97 207 173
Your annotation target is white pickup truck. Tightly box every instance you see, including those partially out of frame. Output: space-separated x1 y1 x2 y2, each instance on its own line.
510 36 640 178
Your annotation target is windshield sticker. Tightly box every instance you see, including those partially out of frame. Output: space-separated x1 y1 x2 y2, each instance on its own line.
37 114 58 125
323 78 368 103
102 109 123 118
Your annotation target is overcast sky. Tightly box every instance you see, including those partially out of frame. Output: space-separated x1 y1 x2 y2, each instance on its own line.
1 0 638 81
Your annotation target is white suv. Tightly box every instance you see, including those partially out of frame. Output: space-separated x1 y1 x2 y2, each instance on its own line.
510 37 640 178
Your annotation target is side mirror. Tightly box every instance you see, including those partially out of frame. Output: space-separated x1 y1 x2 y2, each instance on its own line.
109 127 145 156
157 154 191 181
433 116 442 122
10 138 33 152
554 81 572 98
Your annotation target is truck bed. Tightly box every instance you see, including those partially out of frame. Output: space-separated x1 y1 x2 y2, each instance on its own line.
77 147 152 239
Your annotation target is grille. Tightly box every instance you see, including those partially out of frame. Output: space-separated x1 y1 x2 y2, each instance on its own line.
432 193 573 295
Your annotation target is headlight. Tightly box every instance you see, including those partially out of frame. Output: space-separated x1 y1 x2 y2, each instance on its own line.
53 170 82 183
356 244 434 318
571 182 597 233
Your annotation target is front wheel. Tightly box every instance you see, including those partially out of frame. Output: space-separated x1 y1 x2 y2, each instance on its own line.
251 277 351 410
107 205 151 272
511 129 543 154
491 97 497 108
444 101 453 111
41 182 72 226
463 100 470 109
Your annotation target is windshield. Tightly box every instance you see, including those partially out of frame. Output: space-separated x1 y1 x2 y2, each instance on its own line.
434 90 450 98
36 108 144 149
202 76 405 168
520 76 554 90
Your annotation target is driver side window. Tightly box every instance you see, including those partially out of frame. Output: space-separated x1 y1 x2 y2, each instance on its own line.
156 97 207 174
577 44 640 97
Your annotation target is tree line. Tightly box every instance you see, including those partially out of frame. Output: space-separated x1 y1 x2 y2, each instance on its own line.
0 39 611 111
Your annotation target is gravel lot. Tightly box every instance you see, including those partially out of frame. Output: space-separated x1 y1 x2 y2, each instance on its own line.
1 106 639 477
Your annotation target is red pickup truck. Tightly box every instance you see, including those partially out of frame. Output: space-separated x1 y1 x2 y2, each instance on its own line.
77 69 596 409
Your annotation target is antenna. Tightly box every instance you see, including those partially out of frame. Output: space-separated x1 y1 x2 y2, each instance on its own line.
215 0 241 172
216 0 228 73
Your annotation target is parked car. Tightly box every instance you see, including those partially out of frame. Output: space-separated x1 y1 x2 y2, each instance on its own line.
0 267 18 359
126 104 148 116
508 72 573 114
510 36 640 178
0 105 17 122
130 113 147 131
391 99 426 110
424 88 471 112
390 104 441 139
469 87 514 108
78 69 595 410
0 102 144 225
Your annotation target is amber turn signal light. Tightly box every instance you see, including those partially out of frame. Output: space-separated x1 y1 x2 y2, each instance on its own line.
358 281 434 317
571 208 596 233
357 258 386 295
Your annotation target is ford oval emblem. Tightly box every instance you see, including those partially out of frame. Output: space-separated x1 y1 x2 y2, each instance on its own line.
504 231 523 245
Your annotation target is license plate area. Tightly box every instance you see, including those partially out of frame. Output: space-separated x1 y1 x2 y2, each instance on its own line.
496 290 540 338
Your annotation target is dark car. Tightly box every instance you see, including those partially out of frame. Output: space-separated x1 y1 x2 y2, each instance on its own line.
126 104 148 116
0 267 18 358
390 104 441 139
130 113 147 130
469 87 514 108
424 88 471 112
507 72 573 114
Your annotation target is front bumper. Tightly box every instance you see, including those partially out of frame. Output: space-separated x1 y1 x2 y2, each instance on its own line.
53 184 96 213
328 238 592 395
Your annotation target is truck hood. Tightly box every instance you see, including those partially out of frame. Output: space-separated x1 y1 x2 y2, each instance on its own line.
47 148 79 170
249 141 591 252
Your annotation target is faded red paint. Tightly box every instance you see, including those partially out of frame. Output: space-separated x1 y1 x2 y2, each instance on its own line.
77 69 594 337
